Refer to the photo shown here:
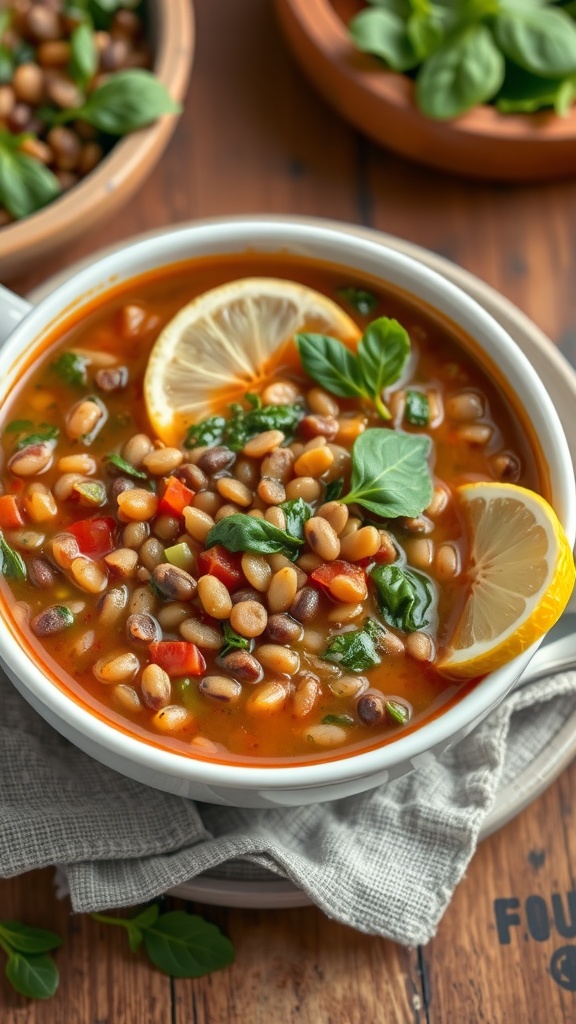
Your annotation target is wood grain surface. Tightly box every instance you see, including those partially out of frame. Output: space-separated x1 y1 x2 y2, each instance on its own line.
2 2 576 1021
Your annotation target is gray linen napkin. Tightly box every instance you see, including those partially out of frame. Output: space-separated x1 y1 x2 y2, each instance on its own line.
1 666 574 946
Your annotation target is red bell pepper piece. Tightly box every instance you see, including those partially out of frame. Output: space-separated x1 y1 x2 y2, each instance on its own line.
0 494 24 530
67 516 116 557
197 545 245 592
149 641 206 678
157 475 194 517
358 546 396 568
310 560 367 592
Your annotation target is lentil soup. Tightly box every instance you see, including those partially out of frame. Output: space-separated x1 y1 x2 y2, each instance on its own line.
0 253 543 765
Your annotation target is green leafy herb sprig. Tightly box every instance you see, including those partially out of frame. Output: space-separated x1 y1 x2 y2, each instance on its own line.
296 316 410 421
90 905 234 979
0 920 61 1000
185 394 303 451
0 531 26 581
349 1 576 120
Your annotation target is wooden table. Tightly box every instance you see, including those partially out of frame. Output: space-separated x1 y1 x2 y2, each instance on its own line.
2 2 576 1020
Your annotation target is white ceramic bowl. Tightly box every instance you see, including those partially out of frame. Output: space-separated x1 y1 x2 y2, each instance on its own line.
0 217 574 807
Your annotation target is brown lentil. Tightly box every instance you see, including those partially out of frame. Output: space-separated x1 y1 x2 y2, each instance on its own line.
257 477 286 505
122 433 154 467
176 463 208 491
219 650 263 683
216 477 252 507
198 446 235 475
97 586 128 628
261 447 294 482
289 586 319 623
142 447 183 476
200 675 243 703
285 476 321 502
139 537 165 571
104 547 138 577
152 563 197 602
126 612 162 646
405 631 435 662
152 515 181 543
307 387 339 418
357 690 386 726
122 521 149 549
265 613 303 644
243 430 285 458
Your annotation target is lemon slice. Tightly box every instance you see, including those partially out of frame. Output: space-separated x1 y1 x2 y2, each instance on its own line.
144 277 360 445
438 482 575 679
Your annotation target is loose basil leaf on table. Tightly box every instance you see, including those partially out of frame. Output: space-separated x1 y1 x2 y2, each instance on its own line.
0 920 61 1000
370 563 436 633
322 618 385 672
341 429 433 520
206 514 303 557
415 25 505 120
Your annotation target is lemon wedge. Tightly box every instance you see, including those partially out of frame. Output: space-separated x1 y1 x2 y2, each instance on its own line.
438 482 575 679
143 277 360 445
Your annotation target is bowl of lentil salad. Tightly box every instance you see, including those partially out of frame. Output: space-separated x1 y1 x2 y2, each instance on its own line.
0 0 193 280
0 218 573 808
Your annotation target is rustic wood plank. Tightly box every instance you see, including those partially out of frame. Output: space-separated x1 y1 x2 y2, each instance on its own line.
173 905 424 1024
423 760 576 1024
0 869 172 1022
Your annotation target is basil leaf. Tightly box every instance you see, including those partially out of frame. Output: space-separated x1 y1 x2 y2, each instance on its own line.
69 21 97 89
221 622 251 657
296 332 368 401
143 911 234 978
337 286 378 316
495 8 576 78
349 7 420 71
4 419 33 434
324 479 344 502
184 415 226 449
51 351 88 386
357 317 410 420
0 45 13 85
322 713 355 726
415 25 505 119
407 8 446 61
405 390 430 426
0 532 27 581
5 952 59 1000
73 70 181 134
105 453 147 479
322 618 385 671
342 429 433 519
0 146 61 219
224 402 302 451
370 563 436 632
16 425 59 450
279 497 312 539
206 514 303 556
0 922 62 955
385 699 412 725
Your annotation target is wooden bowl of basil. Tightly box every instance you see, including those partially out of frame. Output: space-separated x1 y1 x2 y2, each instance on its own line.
275 0 576 181
0 0 194 280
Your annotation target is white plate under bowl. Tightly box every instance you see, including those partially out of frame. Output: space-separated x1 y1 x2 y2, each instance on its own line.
29 217 576 909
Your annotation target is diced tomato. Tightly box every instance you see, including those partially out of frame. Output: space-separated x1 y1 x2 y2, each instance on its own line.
0 494 24 530
68 516 116 556
157 475 194 517
149 641 206 678
358 547 396 568
197 545 245 592
310 560 367 592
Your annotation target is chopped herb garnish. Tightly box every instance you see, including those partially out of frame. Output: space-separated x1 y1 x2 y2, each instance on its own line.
324 478 344 502
185 399 303 452
321 713 355 727
337 286 378 316
4 419 33 434
278 497 312 540
15 424 59 450
72 481 107 506
51 351 88 387
405 390 430 427
221 622 251 657
370 563 436 633
105 453 147 479
322 618 385 671
206 514 303 558
0 532 26 581
184 415 226 449
385 700 412 725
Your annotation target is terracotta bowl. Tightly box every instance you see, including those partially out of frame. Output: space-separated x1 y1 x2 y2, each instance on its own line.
275 0 576 181
0 0 194 281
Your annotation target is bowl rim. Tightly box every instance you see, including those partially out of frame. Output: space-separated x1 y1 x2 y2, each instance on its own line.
0 0 194 264
1 215 574 791
277 0 576 141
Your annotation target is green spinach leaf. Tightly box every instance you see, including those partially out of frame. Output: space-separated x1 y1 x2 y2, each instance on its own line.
322 618 385 671
495 7 576 78
370 563 436 632
224 401 303 451
68 70 181 134
69 21 97 89
0 142 60 219
279 497 312 540
221 622 251 657
324 479 344 502
404 390 430 426
206 514 303 557
0 532 27 581
416 24 505 119
184 415 226 449
5 952 59 1000
349 6 420 71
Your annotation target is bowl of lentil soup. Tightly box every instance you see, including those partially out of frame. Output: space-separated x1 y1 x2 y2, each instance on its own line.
0 218 573 808
0 0 193 280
